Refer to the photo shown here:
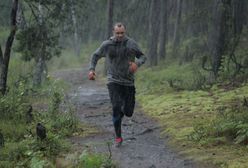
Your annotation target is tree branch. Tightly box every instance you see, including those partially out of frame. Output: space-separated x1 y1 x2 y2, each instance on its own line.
43 3 51 12
26 2 39 23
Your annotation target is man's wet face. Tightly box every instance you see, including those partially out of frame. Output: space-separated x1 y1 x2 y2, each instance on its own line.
113 26 126 41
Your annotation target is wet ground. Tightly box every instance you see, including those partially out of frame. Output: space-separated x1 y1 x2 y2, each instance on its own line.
53 68 209 168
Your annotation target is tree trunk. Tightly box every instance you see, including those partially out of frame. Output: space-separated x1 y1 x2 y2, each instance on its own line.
0 0 18 95
158 0 167 61
0 47 3 90
226 0 246 74
59 3 66 48
33 2 46 86
0 47 3 66
147 0 160 66
211 0 231 77
70 0 80 57
106 0 114 39
17 1 26 30
172 0 182 57
232 0 245 36
33 56 46 86
104 0 114 75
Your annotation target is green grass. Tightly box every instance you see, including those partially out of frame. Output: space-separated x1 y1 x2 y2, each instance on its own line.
0 57 92 167
0 37 116 166
77 150 116 168
136 64 248 167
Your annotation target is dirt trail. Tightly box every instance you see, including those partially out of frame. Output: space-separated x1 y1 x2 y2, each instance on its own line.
53 68 206 168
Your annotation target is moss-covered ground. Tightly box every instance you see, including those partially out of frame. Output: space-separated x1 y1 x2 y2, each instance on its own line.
136 65 248 168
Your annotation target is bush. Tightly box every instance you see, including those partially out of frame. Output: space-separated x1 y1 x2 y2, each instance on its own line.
0 70 78 167
189 100 248 145
0 133 69 167
77 150 116 168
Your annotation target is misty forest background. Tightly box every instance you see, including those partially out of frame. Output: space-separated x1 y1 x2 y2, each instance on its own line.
1 0 248 167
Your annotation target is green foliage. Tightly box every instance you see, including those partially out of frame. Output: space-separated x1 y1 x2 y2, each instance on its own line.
48 101 79 137
77 150 116 168
30 157 52 168
0 76 30 120
15 24 61 62
137 63 208 93
0 120 27 141
33 79 79 137
180 36 208 62
136 63 248 167
190 101 248 145
49 91 62 114
78 151 104 168
217 27 248 81
0 132 69 167
188 119 212 142
0 64 78 167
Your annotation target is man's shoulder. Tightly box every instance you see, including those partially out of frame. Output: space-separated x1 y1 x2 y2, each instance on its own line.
101 39 112 45
126 37 138 48
125 36 135 43
100 39 114 47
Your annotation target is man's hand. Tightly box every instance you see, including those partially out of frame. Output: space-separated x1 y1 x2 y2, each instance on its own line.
88 71 96 80
129 62 138 73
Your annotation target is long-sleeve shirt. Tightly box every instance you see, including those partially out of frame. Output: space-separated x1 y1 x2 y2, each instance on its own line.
89 36 146 86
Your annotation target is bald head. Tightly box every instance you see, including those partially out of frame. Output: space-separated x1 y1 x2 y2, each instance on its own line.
113 23 126 41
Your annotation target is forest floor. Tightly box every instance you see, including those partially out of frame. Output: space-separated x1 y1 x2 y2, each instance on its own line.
52 67 215 168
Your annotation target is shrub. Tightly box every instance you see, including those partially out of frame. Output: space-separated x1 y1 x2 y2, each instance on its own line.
77 150 116 168
190 100 248 145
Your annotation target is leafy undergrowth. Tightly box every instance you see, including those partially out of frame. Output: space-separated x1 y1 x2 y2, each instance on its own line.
0 69 110 167
136 64 248 168
55 146 117 168
0 55 118 167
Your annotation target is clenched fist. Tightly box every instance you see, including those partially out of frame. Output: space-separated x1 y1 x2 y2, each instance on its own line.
88 71 96 80
129 62 138 73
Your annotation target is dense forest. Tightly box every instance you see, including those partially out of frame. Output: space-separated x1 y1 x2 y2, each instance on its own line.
1 0 248 167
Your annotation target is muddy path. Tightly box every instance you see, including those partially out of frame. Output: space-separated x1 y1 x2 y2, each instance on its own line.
53 68 209 168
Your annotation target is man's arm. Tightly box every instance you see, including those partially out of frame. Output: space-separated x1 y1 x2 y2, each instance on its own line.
89 42 107 71
135 54 146 67
128 39 147 67
88 42 107 80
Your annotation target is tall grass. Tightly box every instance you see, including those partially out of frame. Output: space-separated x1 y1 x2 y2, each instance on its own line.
136 63 209 94
0 56 78 167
